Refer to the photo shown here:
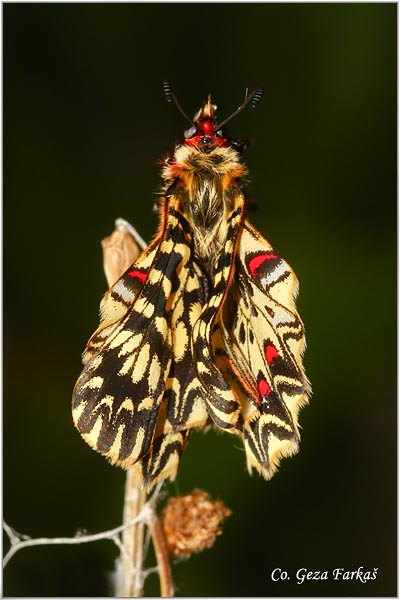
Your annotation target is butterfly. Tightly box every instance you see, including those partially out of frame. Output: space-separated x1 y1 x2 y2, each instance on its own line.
72 82 311 490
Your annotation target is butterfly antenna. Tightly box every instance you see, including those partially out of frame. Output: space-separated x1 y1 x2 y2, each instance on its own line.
214 86 264 131
163 80 193 125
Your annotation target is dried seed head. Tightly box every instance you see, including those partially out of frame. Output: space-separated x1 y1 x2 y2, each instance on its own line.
101 227 140 286
161 489 231 559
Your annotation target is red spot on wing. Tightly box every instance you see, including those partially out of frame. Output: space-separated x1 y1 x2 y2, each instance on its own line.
265 344 279 365
128 269 148 284
258 378 272 399
248 253 278 278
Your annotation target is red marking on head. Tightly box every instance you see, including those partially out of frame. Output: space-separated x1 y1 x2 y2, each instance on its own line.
199 118 213 134
186 133 226 148
127 269 147 284
248 253 278 278
265 344 279 365
185 118 227 148
258 378 271 399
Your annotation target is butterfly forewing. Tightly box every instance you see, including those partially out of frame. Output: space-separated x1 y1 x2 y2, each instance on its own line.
73 198 211 483
81 235 162 364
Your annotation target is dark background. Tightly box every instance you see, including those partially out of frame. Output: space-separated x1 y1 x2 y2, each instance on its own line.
4 3 396 597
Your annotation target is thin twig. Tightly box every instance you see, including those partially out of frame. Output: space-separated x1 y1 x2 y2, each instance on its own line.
3 515 143 568
143 505 174 598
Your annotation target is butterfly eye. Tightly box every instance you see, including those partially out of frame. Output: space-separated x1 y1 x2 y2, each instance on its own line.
184 125 197 139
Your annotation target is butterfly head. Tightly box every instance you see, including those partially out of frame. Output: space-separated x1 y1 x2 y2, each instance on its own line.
184 97 226 149
163 81 264 153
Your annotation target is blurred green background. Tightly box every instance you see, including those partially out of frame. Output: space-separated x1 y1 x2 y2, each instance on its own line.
4 3 396 597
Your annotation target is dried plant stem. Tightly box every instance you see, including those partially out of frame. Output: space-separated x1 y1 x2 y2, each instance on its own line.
102 220 149 597
100 219 174 596
102 220 175 596
117 469 147 597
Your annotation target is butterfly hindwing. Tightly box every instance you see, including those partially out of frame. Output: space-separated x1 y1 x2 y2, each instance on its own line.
191 201 245 431
216 221 310 478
